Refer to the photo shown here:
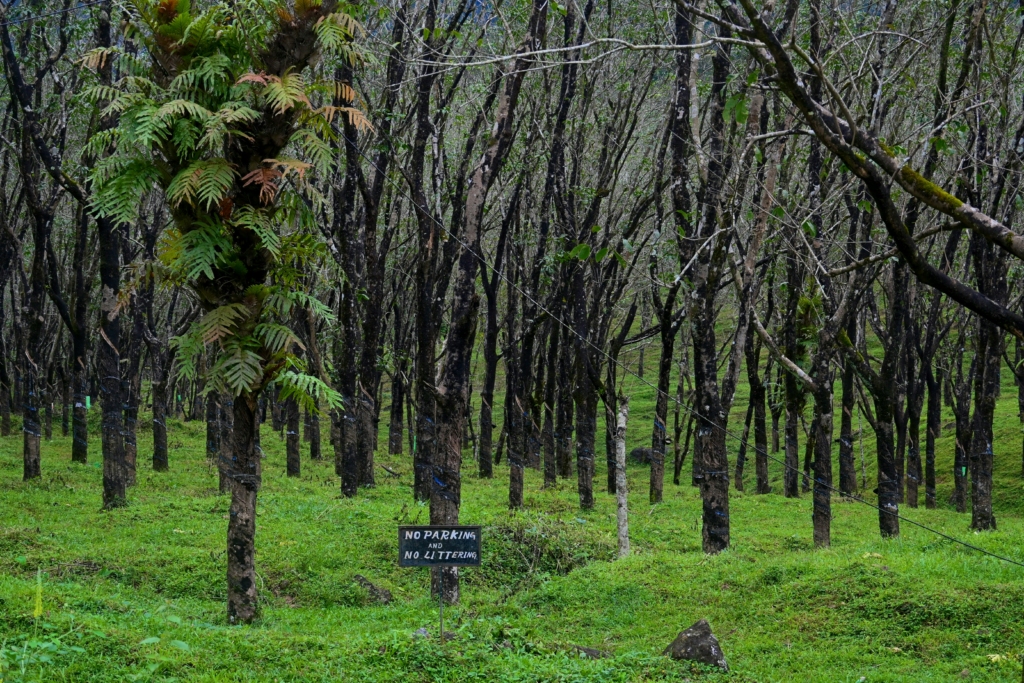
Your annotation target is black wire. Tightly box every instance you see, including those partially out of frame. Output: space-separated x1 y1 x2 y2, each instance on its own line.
0 0 107 28
349 143 1024 571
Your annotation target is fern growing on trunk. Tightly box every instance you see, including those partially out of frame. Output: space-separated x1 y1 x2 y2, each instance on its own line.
85 0 359 623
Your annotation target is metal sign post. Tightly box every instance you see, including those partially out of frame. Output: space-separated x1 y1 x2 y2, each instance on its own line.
399 525 482 644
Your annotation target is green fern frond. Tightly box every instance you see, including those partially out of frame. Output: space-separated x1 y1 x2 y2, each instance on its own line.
90 159 160 225
211 342 265 395
254 323 303 354
263 71 311 116
231 206 281 257
274 370 343 415
195 303 251 345
161 219 236 280
166 158 236 210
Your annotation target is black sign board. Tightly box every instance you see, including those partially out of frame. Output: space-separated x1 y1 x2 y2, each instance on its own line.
398 525 482 567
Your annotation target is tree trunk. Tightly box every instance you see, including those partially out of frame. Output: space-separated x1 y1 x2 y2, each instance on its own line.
542 320 559 488
0 381 10 437
555 336 575 478
207 390 220 466
838 358 857 496
650 318 675 503
507 347 525 509
43 385 52 441
61 374 70 437
574 390 597 510
969 321 1000 531
219 396 234 493
734 400 754 492
924 366 941 509
356 396 375 486
745 333 771 494
22 366 41 480
783 393 801 497
226 393 261 624
389 372 404 456
308 404 321 461
905 384 923 509
811 378 834 548
286 397 300 477
871 397 900 538
614 397 630 558
152 376 169 472
693 297 730 554
72 364 88 464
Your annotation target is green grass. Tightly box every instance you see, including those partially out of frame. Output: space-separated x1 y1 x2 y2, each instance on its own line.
1 361 1024 681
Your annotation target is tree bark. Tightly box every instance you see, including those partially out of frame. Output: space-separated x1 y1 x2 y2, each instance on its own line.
219 396 234 494
924 365 941 509
207 390 221 467
614 397 630 558
152 373 169 472
226 393 261 624
286 397 300 477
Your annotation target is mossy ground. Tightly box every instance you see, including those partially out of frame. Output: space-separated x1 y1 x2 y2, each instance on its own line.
1 359 1023 682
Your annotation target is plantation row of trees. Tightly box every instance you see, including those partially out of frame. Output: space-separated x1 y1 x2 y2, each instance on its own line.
1 0 1023 617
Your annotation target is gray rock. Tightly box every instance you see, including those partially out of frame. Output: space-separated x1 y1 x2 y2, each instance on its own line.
662 619 728 672
629 447 653 464
413 627 430 639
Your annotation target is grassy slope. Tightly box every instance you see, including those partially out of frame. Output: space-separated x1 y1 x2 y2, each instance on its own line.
1 352 1023 682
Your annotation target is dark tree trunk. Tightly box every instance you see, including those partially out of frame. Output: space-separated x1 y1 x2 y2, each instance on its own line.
555 330 575 478
60 372 69 437
97 213 127 508
308 405 321 461
123 297 146 487
506 293 525 509
571 261 597 510
808 330 836 548
226 393 261 624
271 386 283 432
574 390 598 510
905 380 923 509
72 363 88 464
542 319 559 488
924 365 941 509
207 390 221 466
782 243 803 498
389 373 405 456
152 373 169 472
649 304 678 503
22 366 41 480
969 321 1000 531
871 399 900 538
43 383 52 441
219 396 234 494
23 209 47 481
0 380 10 437
734 400 754 491
951 388 971 513
745 332 771 494
286 397 300 477
356 397 375 486
783 390 801 497
838 356 857 496
894 393 907 504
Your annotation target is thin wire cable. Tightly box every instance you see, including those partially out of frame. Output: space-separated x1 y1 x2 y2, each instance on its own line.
351 143 1024 570
0 1 106 27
